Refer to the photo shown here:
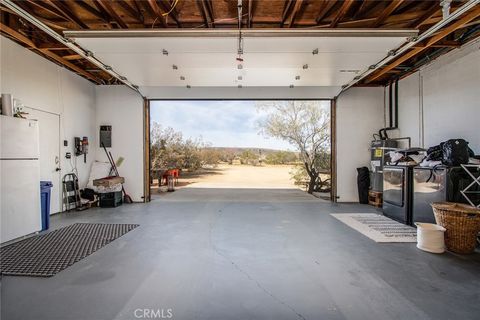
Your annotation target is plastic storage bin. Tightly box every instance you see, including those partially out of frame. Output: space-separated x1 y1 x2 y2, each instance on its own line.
99 191 123 208
40 181 53 230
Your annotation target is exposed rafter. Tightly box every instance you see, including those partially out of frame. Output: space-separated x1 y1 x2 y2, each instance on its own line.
94 0 128 28
372 0 405 27
45 0 89 29
367 6 480 83
316 0 336 25
287 0 304 28
147 0 168 27
330 0 355 28
0 22 99 83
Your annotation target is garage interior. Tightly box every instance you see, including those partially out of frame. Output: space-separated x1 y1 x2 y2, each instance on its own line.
1 1 480 319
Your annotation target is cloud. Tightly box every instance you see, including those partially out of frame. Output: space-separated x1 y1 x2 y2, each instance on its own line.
150 100 329 151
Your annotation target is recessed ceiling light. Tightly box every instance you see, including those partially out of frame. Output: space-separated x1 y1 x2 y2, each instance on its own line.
180 76 185 80
162 49 168 55
172 65 178 70
238 76 243 80
237 64 243 70
302 64 308 70
186 85 191 89
312 48 319 55
295 75 300 80
289 84 294 88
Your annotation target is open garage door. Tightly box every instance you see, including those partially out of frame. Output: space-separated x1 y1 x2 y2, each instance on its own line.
148 99 332 201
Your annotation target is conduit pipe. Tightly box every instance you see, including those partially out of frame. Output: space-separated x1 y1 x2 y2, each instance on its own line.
339 0 480 94
2 0 144 97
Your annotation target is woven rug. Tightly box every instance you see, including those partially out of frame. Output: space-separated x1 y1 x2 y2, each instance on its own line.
330 213 417 243
0 223 139 277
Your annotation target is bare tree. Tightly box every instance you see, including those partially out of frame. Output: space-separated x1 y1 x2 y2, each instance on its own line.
256 101 330 194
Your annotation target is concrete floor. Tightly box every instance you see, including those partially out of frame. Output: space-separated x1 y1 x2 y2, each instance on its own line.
1 188 479 320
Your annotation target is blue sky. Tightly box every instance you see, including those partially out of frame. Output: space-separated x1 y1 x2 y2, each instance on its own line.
150 100 329 151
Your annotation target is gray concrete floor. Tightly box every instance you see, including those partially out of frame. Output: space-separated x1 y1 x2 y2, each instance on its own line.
1 188 479 320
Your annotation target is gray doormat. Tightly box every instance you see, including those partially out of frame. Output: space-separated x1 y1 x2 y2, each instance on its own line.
330 213 417 243
0 223 139 277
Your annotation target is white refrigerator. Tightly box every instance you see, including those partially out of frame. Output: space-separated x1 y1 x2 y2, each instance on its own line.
1 115 42 243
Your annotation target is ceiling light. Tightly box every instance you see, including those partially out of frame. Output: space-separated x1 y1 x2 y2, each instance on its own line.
172 65 178 70
186 85 191 89
302 64 308 70
237 64 243 70
289 84 294 88
295 76 300 80
238 76 243 80
162 49 168 55
180 76 185 80
312 48 318 55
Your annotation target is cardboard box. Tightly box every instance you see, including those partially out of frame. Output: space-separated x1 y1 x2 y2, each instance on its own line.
93 176 125 187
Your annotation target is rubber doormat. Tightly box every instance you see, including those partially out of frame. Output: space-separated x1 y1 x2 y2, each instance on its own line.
0 223 139 277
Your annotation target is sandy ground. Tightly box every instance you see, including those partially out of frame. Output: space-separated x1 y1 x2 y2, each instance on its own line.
153 164 300 190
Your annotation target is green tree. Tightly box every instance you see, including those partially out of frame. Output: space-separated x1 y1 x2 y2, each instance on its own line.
256 101 330 194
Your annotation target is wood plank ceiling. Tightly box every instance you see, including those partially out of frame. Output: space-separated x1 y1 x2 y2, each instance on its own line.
1 0 479 86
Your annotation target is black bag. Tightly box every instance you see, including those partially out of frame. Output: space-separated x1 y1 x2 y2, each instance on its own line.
357 167 370 204
426 145 443 161
441 139 470 166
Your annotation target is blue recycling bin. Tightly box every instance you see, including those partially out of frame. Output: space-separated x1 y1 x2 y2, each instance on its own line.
40 181 53 231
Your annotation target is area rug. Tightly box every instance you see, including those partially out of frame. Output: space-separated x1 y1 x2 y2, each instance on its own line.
0 223 139 277
330 213 417 243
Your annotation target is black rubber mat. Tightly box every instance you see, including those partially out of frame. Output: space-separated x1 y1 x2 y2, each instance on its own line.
0 223 138 277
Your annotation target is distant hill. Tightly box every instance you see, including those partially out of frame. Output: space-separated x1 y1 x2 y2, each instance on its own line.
204 147 298 156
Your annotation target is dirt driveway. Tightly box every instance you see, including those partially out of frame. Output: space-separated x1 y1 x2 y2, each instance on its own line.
152 164 299 190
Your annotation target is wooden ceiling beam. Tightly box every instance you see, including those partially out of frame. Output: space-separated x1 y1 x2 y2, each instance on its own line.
45 0 89 29
287 0 304 28
95 0 129 28
372 0 405 28
247 0 254 28
158 0 181 27
281 0 295 26
62 54 83 60
24 0 66 20
196 0 211 28
147 0 168 27
0 22 99 83
409 4 440 29
315 0 336 25
367 6 480 83
73 1 107 22
330 0 355 28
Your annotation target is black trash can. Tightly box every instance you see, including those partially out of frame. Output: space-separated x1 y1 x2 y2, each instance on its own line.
357 167 370 204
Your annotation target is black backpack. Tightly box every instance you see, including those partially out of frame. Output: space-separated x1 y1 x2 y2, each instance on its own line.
440 139 470 166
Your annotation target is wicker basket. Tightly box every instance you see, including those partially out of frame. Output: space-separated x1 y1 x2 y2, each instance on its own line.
431 202 480 254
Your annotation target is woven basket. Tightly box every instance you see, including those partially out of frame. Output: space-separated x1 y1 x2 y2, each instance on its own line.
431 202 480 254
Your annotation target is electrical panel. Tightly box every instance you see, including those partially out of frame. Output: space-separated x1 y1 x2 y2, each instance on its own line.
100 125 112 148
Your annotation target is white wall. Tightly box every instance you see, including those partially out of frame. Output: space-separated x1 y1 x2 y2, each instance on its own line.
95 86 145 202
336 87 385 202
1 36 96 210
395 39 480 152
